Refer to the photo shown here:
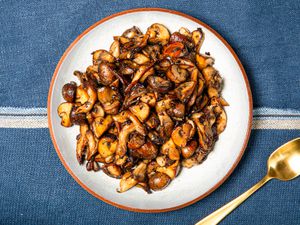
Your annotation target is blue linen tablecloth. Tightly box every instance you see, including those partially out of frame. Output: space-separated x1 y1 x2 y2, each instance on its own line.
0 0 299 224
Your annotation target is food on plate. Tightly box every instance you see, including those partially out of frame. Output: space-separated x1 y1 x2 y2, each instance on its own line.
57 23 228 193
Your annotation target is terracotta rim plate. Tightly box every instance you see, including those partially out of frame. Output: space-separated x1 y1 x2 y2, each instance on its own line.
48 8 253 213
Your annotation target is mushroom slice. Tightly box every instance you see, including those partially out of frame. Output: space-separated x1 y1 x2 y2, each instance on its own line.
157 112 174 139
155 58 171 72
195 54 214 70
98 63 116 86
163 42 185 58
133 53 150 65
148 172 171 191
182 149 207 168
70 107 86 125
97 86 120 115
148 131 164 146
117 172 138 193
140 92 156 107
91 115 113 138
181 140 198 159
129 140 158 160
147 161 159 176
147 23 170 46
122 26 142 39
103 164 122 178
92 49 115 65
156 160 179 179
116 123 136 157
75 86 97 114
129 102 150 122
171 122 195 148
113 111 146 136
192 28 205 53
145 113 160 129
161 138 177 155
166 64 188 84
91 103 105 118
109 40 120 58
86 130 98 161
98 136 118 158
75 86 89 104
132 162 147 182
179 27 192 37
123 83 147 108
142 44 161 61
127 132 145 150
147 76 173 93
166 101 185 120
214 105 227 134
174 81 196 103
76 124 89 164
57 102 73 127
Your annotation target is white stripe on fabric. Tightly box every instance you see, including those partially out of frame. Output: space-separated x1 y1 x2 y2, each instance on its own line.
0 107 47 115
0 107 299 129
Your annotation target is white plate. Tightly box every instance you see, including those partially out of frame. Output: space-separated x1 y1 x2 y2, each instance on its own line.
48 8 252 212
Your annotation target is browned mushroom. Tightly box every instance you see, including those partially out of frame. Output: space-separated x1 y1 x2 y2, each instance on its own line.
76 124 89 164
133 53 150 65
97 86 120 115
129 140 158 160
62 82 77 102
147 76 173 93
156 160 180 179
122 26 143 39
113 111 146 136
148 172 171 191
157 112 174 138
70 107 86 125
91 103 105 118
117 172 138 193
57 102 73 127
103 163 122 178
91 115 113 138
98 63 116 85
166 64 188 84
86 130 98 161
109 40 120 58
75 86 89 104
171 121 195 147
75 86 97 113
132 162 147 182
147 23 170 45
127 132 145 149
92 50 115 65
181 140 198 159
129 102 150 122
140 92 156 107
195 54 214 70
192 28 205 52
145 113 160 129
98 136 118 158
174 81 196 103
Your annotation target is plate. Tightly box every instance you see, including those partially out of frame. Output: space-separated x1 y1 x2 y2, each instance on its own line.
48 8 252 212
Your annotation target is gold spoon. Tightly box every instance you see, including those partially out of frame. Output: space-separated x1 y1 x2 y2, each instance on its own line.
195 137 300 225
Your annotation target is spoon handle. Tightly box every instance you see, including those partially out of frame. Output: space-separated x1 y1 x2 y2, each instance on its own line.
195 175 272 225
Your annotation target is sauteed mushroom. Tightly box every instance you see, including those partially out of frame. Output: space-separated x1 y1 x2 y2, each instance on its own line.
58 24 227 193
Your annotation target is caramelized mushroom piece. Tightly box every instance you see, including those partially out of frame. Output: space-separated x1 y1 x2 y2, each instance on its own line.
133 53 150 65
128 132 145 149
86 130 98 161
109 40 120 58
161 138 177 155
174 81 196 103
76 124 89 164
103 164 122 178
57 102 73 127
62 82 77 102
145 113 160 129
166 65 188 84
181 140 198 159
70 107 86 125
75 86 89 104
147 23 170 45
192 28 205 52
129 140 158 160
113 111 146 136
140 92 156 107
195 54 214 70
148 172 171 191
75 86 97 114
122 26 142 39
91 103 105 118
156 160 180 179
98 63 116 85
91 115 113 138
171 121 195 148
129 102 150 122
132 162 147 182
97 86 120 115
157 112 174 138
118 172 138 193
98 136 118 158
92 50 115 65
147 76 173 93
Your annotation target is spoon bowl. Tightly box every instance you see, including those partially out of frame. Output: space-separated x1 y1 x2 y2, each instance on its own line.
268 138 300 181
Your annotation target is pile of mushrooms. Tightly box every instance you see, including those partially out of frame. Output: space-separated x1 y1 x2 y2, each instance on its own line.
57 24 228 193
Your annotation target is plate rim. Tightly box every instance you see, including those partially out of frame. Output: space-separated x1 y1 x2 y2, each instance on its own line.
47 7 253 213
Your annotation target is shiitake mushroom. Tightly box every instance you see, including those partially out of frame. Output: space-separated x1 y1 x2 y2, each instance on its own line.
62 82 77 102
148 172 171 191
